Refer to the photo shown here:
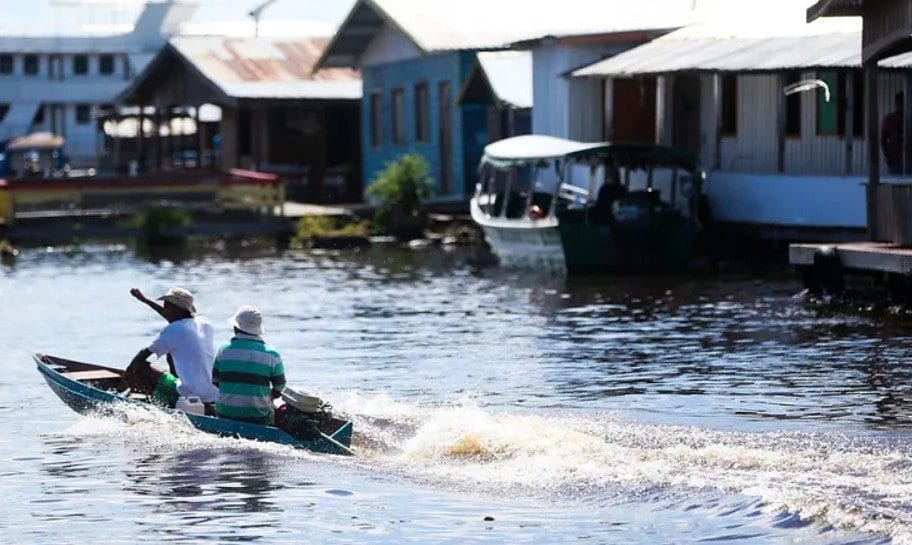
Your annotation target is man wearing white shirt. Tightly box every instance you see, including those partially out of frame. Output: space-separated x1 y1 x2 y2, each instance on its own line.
128 287 219 407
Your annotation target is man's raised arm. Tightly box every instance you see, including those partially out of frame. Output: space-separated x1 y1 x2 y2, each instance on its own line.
130 288 168 321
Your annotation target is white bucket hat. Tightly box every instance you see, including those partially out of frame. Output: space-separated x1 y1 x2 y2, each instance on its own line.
156 287 196 314
229 305 264 335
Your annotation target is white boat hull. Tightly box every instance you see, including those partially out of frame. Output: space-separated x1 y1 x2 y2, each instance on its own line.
470 198 566 273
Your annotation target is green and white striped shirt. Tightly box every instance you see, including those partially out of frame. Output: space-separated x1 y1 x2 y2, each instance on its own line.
212 332 286 424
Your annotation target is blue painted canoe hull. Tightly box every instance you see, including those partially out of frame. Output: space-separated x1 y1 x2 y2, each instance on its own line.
34 353 353 456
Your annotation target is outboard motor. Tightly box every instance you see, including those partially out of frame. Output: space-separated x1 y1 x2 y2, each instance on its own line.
276 387 334 439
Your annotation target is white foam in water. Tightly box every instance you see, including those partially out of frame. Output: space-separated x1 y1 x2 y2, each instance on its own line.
335 392 912 544
47 392 912 543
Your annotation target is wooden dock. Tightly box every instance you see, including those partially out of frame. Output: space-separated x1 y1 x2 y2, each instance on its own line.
790 242 912 274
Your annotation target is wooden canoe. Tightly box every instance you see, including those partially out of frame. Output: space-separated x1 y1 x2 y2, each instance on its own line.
34 353 354 456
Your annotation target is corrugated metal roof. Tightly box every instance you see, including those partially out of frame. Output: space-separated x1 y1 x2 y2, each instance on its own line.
169 36 361 100
476 51 533 109
320 0 706 67
573 17 863 77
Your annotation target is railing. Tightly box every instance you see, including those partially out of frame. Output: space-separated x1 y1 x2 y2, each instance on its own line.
0 169 285 226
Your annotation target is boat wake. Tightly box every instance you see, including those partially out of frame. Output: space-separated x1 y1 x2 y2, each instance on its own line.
46 392 912 543
332 392 912 544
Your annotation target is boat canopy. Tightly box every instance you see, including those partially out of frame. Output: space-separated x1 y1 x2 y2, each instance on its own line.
482 135 701 172
566 143 701 173
482 135 605 167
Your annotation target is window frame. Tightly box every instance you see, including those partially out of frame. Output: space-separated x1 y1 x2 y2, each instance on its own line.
414 82 429 142
720 74 737 137
75 104 92 125
784 71 802 138
0 55 13 75
370 90 383 149
99 55 115 75
23 55 39 76
391 87 406 145
73 54 89 76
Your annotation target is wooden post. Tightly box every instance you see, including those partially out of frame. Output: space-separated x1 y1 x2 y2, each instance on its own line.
137 106 146 172
655 76 667 145
154 107 162 171
602 78 614 141
845 72 855 175
195 106 205 169
713 73 722 171
777 72 786 173
865 61 880 240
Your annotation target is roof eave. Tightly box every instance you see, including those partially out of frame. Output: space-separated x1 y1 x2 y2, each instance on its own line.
807 0 862 22
314 0 427 72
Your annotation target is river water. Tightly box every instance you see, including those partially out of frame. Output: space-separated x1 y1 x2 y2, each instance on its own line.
2 242 911 544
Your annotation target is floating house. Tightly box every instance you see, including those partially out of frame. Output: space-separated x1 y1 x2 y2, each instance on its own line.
0 2 194 168
116 36 363 203
571 4 912 240
316 0 699 200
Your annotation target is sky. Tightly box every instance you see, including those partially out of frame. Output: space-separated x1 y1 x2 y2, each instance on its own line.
0 0 357 36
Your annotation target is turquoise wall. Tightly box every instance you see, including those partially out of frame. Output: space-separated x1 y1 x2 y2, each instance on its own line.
361 51 481 198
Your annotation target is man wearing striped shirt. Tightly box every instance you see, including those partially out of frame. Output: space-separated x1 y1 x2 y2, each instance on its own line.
212 306 286 425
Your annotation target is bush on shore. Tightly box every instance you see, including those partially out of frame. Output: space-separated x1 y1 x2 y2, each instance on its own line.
123 206 192 244
366 154 433 240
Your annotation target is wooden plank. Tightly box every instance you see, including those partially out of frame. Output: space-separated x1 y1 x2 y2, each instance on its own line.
789 242 912 273
63 369 122 381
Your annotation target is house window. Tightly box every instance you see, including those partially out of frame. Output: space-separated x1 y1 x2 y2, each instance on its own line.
841 71 864 139
75 104 92 124
73 55 88 75
370 91 383 149
23 55 39 75
99 55 115 75
414 82 429 142
785 72 802 137
817 71 840 135
0 55 12 74
721 74 737 136
391 88 405 145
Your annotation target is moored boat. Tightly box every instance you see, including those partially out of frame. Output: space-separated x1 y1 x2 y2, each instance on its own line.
34 353 354 456
470 135 705 274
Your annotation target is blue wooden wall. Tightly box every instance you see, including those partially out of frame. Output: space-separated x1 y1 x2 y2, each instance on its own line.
361 50 481 198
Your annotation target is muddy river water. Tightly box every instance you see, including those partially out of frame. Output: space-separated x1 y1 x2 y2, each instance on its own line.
1 243 911 544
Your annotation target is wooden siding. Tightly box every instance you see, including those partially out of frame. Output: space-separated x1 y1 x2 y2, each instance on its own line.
532 42 632 141
361 51 473 197
689 71 907 176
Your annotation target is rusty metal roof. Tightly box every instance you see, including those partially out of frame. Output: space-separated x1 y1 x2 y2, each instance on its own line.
169 36 361 100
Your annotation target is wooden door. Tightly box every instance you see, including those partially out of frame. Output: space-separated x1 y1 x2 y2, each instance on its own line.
610 77 657 143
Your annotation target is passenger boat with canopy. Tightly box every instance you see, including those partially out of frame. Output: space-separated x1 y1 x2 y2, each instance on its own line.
35 353 354 456
470 135 706 274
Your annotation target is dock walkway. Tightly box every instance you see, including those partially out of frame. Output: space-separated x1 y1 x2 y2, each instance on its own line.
790 242 912 274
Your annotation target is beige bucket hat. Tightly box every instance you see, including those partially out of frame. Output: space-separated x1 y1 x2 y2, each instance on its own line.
156 287 197 314
229 305 264 335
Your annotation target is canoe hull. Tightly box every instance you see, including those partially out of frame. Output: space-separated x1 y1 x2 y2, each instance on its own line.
35 354 353 456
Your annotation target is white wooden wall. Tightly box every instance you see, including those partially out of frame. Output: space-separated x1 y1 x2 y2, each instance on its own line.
693 71 906 176
533 42 631 141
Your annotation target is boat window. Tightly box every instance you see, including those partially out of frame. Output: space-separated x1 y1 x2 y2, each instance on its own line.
504 164 533 219
488 168 510 217
0 55 12 75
